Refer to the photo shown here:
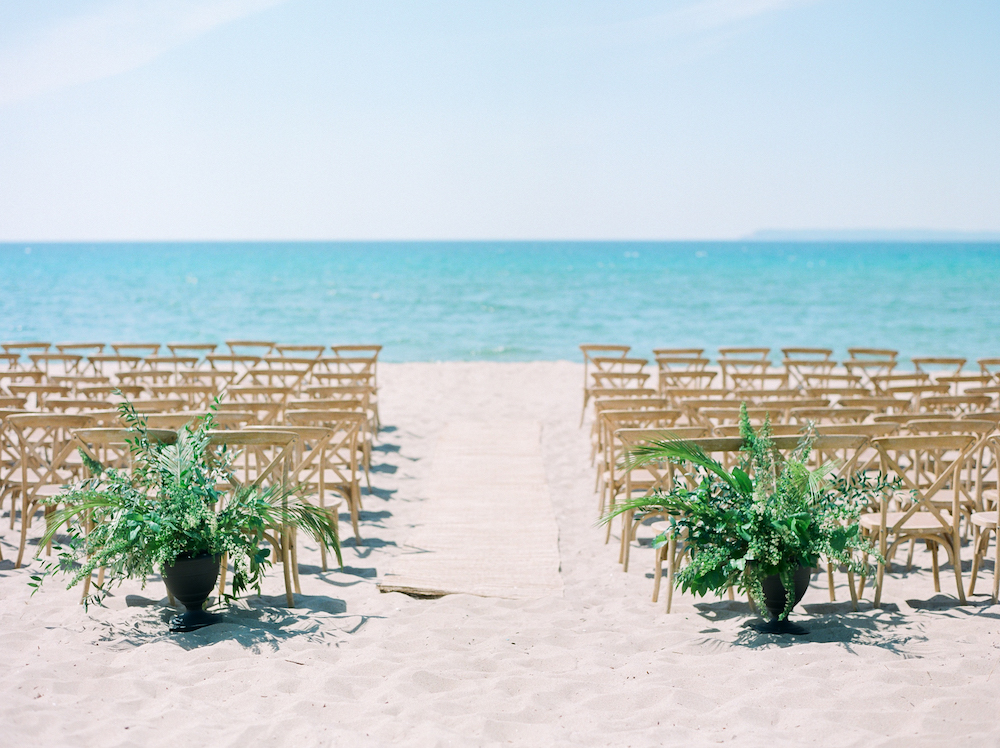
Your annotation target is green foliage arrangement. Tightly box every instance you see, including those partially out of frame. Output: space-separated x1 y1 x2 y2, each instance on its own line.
31 400 342 607
605 404 889 619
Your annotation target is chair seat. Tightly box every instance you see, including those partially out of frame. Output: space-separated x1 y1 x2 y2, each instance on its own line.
859 510 954 533
971 511 998 529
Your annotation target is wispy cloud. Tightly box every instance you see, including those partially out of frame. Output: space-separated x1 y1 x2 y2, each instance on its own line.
0 0 290 107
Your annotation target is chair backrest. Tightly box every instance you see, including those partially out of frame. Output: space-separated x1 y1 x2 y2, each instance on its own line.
911 356 966 376
7 414 96 501
918 395 991 414
111 343 160 358
226 340 276 356
791 407 873 424
581 344 630 395
73 427 178 472
55 343 105 356
166 343 218 357
871 434 976 531
205 429 298 491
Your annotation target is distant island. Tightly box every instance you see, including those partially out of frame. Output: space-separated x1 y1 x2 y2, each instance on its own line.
745 229 1000 242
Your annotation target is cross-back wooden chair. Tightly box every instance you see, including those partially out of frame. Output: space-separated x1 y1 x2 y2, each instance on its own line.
87 354 142 377
968 435 1000 603
629 435 747 611
206 354 261 375
149 384 217 410
918 394 991 415
275 344 325 358
912 356 966 377
858 434 977 606
838 396 909 415
70 427 178 601
935 374 994 395
716 349 770 390
844 348 898 388
239 357 316 393
8 384 71 410
143 411 253 430
224 386 293 424
277 413 365 553
2 342 52 365
781 348 835 388
654 352 711 392
977 358 1000 382
44 398 117 414
6 413 95 567
117 370 174 390
660 387 731 408
110 343 160 358
614 426 712 579
579 345 631 424
0 408 30 536
29 353 83 376
590 397 672 465
225 341 276 357
177 369 237 389
55 343 105 356
205 429 299 606
166 343 217 358
597 410 682 521
792 407 873 425
142 355 198 372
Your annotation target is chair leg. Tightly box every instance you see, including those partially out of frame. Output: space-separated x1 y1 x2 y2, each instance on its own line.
952 531 966 605
969 534 984 596
652 545 663 603
930 541 941 592
218 552 228 597
15 496 31 568
827 561 836 602
290 527 301 595
666 537 677 613
874 559 885 608
847 569 858 611
281 526 294 608
992 528 1000 605
905 538 916 570
351 484 362 544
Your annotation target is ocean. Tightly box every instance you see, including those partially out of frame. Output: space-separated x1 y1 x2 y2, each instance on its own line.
1 242 997 364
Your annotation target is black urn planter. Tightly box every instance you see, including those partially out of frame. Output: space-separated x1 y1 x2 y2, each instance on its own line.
162 553 222 633
751 566 811 636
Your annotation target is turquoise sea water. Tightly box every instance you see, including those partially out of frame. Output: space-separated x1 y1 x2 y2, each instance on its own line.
1 242 997 364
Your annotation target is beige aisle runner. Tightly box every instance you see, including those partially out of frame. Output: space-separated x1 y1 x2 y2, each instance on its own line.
378 420 563 599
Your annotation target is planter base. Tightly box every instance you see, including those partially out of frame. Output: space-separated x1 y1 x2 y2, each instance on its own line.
750 618 809 636
169 609 221 633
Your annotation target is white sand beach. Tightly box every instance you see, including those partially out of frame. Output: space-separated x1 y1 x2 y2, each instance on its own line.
3 361 1000 747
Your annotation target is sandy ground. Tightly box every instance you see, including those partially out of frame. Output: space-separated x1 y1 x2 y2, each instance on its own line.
3 361 1000 747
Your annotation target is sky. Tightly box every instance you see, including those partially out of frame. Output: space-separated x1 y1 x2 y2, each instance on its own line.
0 0 997 241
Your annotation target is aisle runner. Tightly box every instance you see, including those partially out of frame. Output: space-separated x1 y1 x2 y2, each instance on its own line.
378 421 563 599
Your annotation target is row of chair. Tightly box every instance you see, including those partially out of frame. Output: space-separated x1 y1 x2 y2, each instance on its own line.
0 341 385 608
581 344 1000 612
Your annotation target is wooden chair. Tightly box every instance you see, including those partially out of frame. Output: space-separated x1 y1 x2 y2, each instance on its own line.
579 345 631 424
166 343 217 358
968 436 1000 602
71 427 178 601
655 355 711 392
274 344 325 358
55 343 105 356
29 353 83 376
782 347 835 388
839 396 909 414
226 340 276 356
277 413 365 551
615 426 711 583
918 395 991 415
6 413 95 567
8 384 71 409
143 411 253 430
977 358 1000 382
225 386 293 425
717 350 771 391
149 384 217 410
87 354 142 376
792 407 873 424
205 429 299 606
597 409 682 521
845 348 898 375
591 398 672 465
206 354 261 374
858 435 976 606
111 343 160 358
142 355 199 372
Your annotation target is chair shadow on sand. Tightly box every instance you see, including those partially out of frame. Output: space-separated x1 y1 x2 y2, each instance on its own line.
93 591 383 652
692 592 1000 654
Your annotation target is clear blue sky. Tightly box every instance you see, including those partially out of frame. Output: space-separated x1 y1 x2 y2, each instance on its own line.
0 0 997 241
